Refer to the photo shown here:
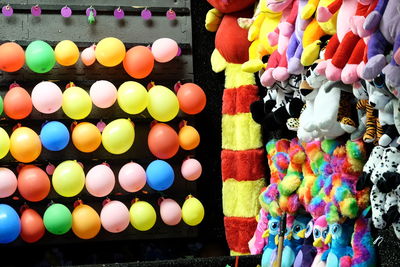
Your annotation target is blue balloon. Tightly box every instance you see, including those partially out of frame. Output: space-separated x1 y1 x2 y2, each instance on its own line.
0 204 21 244
40 121 70 151
146 160 174 191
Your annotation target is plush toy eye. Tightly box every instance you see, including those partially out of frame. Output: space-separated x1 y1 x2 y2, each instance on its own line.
322 229 328 239
305 221 313 238
294 224 302 233
331 223 342 237
270 221 279 230
314 228 321 238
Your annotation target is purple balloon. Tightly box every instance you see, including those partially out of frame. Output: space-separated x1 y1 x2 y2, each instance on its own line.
61 6 72 18
31 5 41 16
86 7 97 17
2 5 13 17
166 9 176 20
141 9 152 20
114 8 124 19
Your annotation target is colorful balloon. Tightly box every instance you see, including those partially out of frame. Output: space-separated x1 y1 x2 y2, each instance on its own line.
117 81 149 114
25 40 55 73
4 85 32 120
123 46 154 79
81 45 96 66
181 158 202 181
55 40 79 66
0 127 10 159
160 198 182 226
0 204 20 244
0 168 17 198
85 164 115 197
182 196 204 226
0 42 25 72
148 123 179 159
177 83 206 114
179 125 200 150
40 121 70 151
146 160 174 191
17 165 50 202
43 203 72 235
10 127 42 163
90 80 117 108
151 38 178 63
52 160 85 197
72 203 101 239
147 85 179 122
62 85 92 120
100 200 130 233
118 162 147 192
72 122 102 153
31 81 63 114
130 201 156 231
0 95 3 115
102 119 135 154
95 37 126 67
20 208 45 243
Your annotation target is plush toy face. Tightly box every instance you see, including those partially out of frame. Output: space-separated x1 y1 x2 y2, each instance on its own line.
305 63 326 90
291 217 309 240
326 222 353 247
313 216 328 247
367 75 393 109
268 217 281 236
207 0 256 13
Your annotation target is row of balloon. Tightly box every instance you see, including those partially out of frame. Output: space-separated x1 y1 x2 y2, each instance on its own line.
0 195 204 244
0 37 179 78
0 159 202 200
0 80 206 121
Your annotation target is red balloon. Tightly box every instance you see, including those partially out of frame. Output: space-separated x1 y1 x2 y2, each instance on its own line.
4 85 32 119
177 83 206 115
20 208 45 243
148 123 179 159
0 42 25 72
18 165 50 202
123 46 154 79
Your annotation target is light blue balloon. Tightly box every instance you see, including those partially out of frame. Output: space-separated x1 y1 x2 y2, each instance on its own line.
146 160 174 191
0 204 21 244
40 121 70 151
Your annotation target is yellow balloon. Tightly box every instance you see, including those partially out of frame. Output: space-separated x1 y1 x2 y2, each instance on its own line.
10 127 41 163
52 160 85 197
182 196 204 226
95 37 126 67
117 81 149 114
55 40 79 66
130 201 156 231
62 85 92 120
102 119 135 154
147 85 179 122
0 127 10 159
72 204 101 239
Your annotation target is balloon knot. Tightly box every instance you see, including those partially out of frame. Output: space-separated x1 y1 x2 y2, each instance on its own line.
74 199 83 208
9 82 20 90
174 81 182 93
146 81 155 90
179 120 187 129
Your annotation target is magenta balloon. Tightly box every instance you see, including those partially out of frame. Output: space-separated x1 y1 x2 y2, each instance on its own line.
100 200 130 233
89 80 117 108
160 198 182 226
181 158 202 181
151 38 178 63
0 168 17 198
31 81 63 114
85 164 115 197
118 162 146 192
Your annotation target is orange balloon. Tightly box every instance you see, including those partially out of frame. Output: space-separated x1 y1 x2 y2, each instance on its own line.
20 208 45 243
179 125 200 150
148 123 179 159
72 122 102 153
18 165 50 202
10 127 42 163
177 83 206 114
123 46 154 79
72 204 101 239
4 86 32 119
0 42 25 72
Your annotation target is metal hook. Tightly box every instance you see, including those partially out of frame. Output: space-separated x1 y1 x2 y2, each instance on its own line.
373 235 383 246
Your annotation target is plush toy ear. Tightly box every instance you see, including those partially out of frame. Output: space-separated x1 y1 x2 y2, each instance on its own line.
382 205 400 227
250 100 266 124
288 97 304 118
379 172 400 193
272 105 291 126
356 172 373 191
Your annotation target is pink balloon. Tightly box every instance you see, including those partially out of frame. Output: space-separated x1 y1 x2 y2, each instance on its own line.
181 158 202 181
31 81 63 114
118 162 146 192
81 45 96 66
100 200 130 233
85 164 115 197
0 167 17 198
89 80 117 108
160 198 182 226
151 38 178 63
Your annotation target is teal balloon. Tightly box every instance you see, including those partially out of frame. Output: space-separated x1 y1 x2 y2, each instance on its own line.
0 95 3 115
25 40 56 73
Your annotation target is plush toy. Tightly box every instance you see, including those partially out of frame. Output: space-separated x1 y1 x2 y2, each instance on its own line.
294 217 317 267
206 0 266 255
362 0 400 88
311 215 329 267
261 214 281 267
249 208 269 254
324 218 354 267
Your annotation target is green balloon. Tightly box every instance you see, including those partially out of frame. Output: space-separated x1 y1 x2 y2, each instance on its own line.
25 40 56 73
0 95 3 115
43 203 72 235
